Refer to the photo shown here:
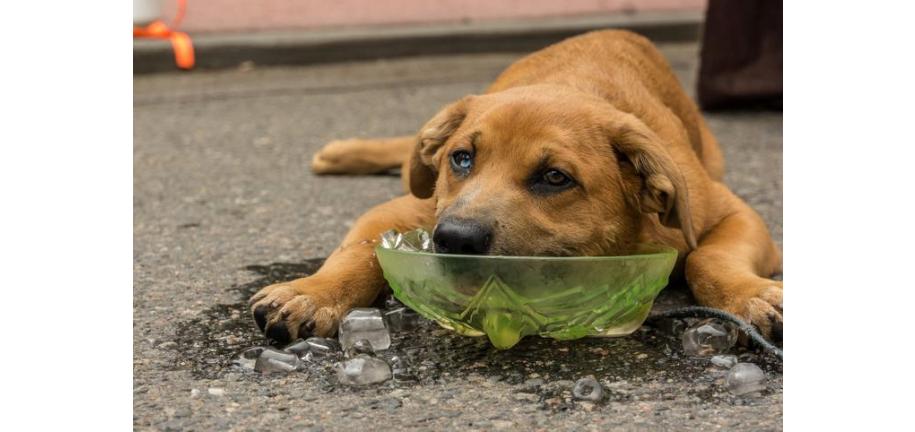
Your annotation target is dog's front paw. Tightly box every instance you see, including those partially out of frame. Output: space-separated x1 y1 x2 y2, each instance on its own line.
248 277 346 344
725 280 783 341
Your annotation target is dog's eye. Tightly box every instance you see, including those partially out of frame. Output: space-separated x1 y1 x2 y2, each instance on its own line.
450 150 474 174
530 168 576 194
543 169 571 186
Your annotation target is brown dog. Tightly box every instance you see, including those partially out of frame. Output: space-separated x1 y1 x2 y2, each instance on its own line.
250 30 783 344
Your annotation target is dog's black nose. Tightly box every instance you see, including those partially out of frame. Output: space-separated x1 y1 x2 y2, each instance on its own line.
433 218 493 255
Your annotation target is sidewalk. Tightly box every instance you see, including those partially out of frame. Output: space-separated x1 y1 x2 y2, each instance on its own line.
134 11 702 73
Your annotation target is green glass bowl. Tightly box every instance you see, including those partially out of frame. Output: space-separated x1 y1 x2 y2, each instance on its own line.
375 244 678 349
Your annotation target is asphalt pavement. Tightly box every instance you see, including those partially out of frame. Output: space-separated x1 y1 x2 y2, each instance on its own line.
134 41 783 431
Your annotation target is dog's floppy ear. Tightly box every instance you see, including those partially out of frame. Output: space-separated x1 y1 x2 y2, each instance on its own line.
409 97 471 198
610 113 697 250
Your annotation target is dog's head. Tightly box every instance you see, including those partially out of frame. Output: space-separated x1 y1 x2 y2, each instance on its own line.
409 86 695 256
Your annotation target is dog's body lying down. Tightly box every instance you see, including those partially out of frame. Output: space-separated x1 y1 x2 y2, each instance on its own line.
250 30 783 343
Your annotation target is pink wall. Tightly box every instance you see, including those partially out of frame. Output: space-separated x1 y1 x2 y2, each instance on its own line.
165 0 706 33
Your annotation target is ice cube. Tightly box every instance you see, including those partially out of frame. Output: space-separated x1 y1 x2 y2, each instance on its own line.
726 363 766 396
572 376 604 402
338 308 391 352
334 354 393 386
256 358 298 373
349 339 375 356
232 346 265 370
710 354 739 369
399 229 431 251
379 228 433 252
654 317 687 335
283 339 310 357
681 318 738 356
390 355 416 381
254 347 301 373
380 229 400 249
384 307 421 332
305 337 341 356
384 296 404 309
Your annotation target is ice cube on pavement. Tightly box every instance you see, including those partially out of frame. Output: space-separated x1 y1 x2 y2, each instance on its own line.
349 339 375 356
384 296 404 310
305 337 341 356
711 354 739 369
283 339 310 357
726 363 767 396
335 354 393 386
256 358 299 373
572 376 604 402
338 308 391 352
232 346 265 370
254 347 301 374
384 307 421 332
390 355 416 381
654 317 687 335
681 318 738 356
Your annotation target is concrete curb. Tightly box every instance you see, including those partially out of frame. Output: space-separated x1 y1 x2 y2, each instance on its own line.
134 11 702 74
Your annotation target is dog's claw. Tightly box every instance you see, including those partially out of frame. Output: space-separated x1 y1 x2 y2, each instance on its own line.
266 321 291 344
770 313 783 343
253 305 269 331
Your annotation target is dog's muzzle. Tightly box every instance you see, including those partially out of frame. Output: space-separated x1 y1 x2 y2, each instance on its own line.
432 217 493 255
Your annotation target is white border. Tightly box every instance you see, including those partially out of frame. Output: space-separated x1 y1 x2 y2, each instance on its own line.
0 1 133 430
786 1 915 430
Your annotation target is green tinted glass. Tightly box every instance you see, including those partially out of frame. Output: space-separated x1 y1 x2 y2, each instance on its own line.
375 244 678 349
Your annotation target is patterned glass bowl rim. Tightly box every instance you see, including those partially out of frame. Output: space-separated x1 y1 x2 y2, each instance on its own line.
375 244 677 262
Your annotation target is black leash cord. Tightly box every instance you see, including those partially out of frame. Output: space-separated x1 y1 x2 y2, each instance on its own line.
648 306 783 361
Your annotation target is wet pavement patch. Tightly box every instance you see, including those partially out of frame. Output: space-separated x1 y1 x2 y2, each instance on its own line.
171 259 326 379
169 259 782 408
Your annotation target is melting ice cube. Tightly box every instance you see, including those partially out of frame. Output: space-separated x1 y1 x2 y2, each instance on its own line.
726 363 767 396
305 337 341 356
334 354 392 386
254 347 300 374
348 339 375 356
283 339 310 357
379 228 433 252
338 308 391 353
711 354 739 369
390 355 416 381
681 318 738 356
232 347 265 371
384 307 421 332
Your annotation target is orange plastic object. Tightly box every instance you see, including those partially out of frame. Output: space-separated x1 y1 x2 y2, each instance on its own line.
134 0 194 70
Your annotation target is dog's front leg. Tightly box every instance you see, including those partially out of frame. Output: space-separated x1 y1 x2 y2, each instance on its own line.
249 195 435 343
685 186 783 339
